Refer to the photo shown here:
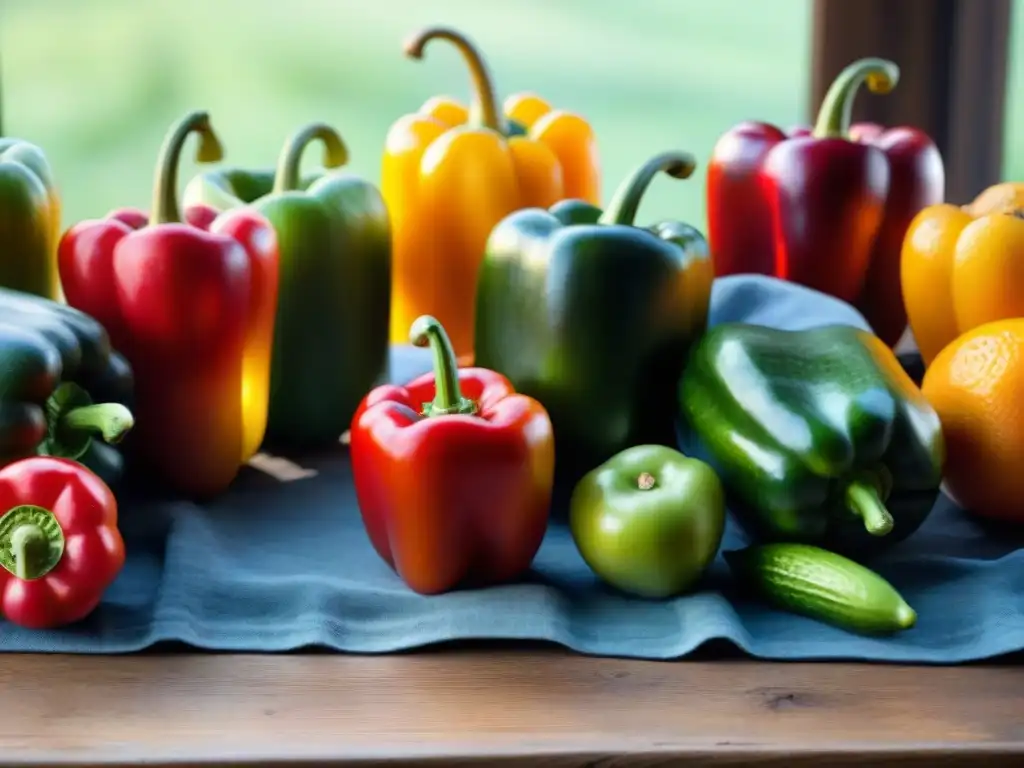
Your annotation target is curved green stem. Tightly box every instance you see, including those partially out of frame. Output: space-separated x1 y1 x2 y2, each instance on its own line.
404 26 505 133
0 505 65 581
12 525 48 580
150 110 225 225
42 383 134 461
599 151 697 226
812 58 900 138
409 315 477 417
61 403 135 445
272 122 349 194
845 479 894 536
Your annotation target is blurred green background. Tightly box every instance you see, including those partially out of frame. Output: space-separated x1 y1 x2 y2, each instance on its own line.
3 0 1023 230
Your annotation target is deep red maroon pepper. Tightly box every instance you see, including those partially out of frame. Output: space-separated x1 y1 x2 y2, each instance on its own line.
707 58 944 347
849 123 945 345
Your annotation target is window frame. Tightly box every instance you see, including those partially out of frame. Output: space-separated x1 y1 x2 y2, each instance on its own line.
810 0 1012 203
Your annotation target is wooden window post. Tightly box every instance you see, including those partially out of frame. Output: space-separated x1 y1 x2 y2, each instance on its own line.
811 0 1012 204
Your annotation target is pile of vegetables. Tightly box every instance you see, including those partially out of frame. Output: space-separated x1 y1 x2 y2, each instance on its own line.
2 29 1019 636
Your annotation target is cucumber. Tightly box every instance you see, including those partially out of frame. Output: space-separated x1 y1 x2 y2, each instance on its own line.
724 543 917 635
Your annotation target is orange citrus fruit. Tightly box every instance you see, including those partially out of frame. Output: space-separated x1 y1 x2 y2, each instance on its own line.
965 182 1024 217
921 318 1024 522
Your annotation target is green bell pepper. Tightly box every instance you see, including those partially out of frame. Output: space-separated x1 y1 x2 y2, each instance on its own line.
679 323 946 559
183 123 391 449
0 130 61 299
474 150 713 472
0 288 136 486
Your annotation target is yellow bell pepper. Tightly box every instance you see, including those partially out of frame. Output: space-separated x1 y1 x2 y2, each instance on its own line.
902 182 1024 365
382 26 601 358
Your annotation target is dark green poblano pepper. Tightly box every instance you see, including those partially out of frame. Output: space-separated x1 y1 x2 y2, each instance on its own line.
0 287 135 487
679 323 945 559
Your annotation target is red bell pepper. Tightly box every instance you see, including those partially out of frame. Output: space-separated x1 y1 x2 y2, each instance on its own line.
58 111 279 498
0 456 125 629
350 315 555 595
707 57 944 347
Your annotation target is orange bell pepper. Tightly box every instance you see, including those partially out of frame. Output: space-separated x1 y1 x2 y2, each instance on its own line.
382 25 601 358
902 184 1024 365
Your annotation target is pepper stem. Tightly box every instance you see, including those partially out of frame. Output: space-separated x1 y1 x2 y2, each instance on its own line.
812 58 900 138
845 479 894 536
272 122 350 194
150 110 225 226
0 505 65 581
598 151 697 227
61 403 135 445
404 26 505 134
12 525 48 580
41 383 135 461
409 315 477 417
637 472 657 491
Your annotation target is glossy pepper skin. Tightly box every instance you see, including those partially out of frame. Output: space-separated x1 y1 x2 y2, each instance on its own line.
383 26 601 358
182 123 391 449
902 195 1024 366
57 111 279 498
679 323 945 560
0 288 135 487
474 151 713 475
0 132 62 299
0 456 125 629
351 315 554 595
707 58 944 347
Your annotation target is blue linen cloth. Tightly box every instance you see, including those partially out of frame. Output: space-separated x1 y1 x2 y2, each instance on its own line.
1 274 1021 662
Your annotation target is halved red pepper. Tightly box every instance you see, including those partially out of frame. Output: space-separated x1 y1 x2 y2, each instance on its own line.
350 315 555 595
0 456 125 629
58 111 279 498
706 58 944 347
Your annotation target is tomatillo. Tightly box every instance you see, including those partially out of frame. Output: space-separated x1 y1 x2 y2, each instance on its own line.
569 444 726 599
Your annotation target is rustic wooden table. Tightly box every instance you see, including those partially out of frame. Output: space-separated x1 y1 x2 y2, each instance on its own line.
1 647 1020 767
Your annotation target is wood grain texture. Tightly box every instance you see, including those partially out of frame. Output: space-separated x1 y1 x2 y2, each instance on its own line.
0 649 1020 767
